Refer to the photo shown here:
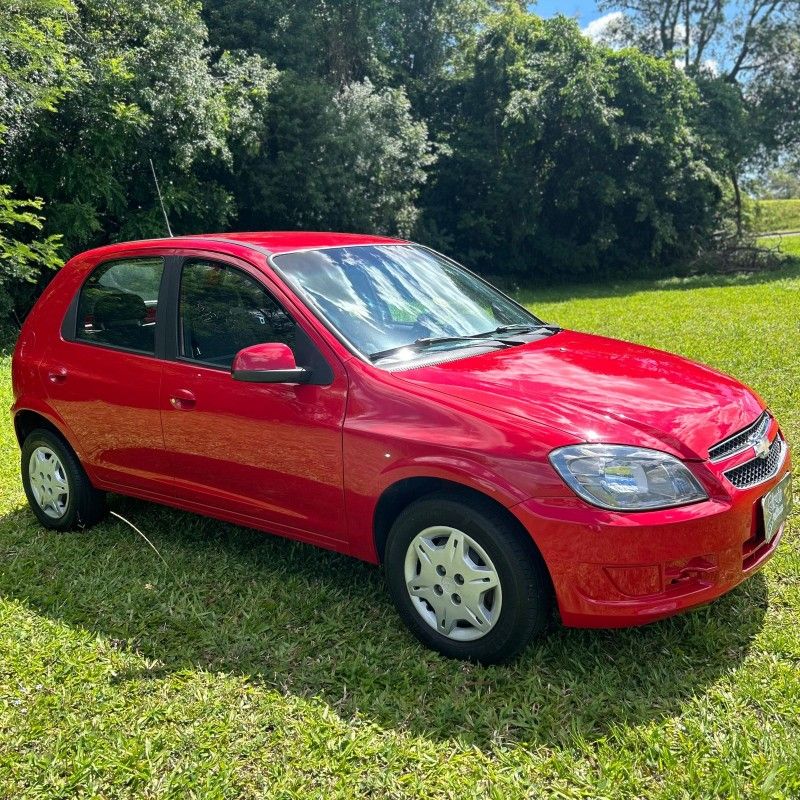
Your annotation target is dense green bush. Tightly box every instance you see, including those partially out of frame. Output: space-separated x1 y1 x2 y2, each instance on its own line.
420 11 722 279
2 0 789 323
0 0 74 318
224 74 435 238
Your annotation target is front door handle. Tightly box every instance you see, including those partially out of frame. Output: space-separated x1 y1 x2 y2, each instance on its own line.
47 367 68 384
169 389 196 410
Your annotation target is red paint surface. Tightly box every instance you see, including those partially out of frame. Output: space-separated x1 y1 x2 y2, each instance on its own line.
231 342 297 373
11 232 791 628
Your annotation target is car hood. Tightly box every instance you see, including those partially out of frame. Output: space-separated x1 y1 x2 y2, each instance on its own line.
393 330 764 460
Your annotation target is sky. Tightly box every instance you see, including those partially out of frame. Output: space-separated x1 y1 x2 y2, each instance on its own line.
531 0 605 27
530 1 732 69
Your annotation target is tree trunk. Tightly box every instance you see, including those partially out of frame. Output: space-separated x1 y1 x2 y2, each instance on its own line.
731 169 743 238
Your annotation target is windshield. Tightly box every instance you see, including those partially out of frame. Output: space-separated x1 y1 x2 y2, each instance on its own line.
271 245 541 362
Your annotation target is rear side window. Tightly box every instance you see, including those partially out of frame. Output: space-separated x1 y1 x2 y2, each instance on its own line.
178 260 296 369
76 258 164 354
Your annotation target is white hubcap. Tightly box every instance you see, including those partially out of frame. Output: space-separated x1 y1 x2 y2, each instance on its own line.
404 526 502 641
28 446 70 519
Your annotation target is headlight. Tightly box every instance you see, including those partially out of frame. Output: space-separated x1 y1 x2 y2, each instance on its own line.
549 444 708 511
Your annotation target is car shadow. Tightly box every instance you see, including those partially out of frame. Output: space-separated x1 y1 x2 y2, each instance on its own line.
0 497 770 751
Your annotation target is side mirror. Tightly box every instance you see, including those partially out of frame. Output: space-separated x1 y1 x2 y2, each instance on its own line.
231 343 310 384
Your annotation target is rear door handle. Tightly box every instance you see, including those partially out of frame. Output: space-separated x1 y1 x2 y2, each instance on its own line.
169 389 196 410
47 367 68 384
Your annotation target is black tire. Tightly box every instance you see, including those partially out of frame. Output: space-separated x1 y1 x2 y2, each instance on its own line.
21 428 107 531
384 491 552 663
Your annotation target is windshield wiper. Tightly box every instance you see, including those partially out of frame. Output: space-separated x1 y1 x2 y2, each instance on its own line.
486 323 562 335
369 334 508 362
369 324 562 363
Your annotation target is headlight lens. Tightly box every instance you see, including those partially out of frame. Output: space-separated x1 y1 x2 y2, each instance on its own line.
549 444 708 511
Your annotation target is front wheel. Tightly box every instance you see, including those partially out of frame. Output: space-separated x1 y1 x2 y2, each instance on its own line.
21 428 107 531
384 491 552 663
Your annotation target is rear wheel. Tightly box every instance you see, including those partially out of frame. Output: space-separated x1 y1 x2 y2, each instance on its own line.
384 491 551 663
21 428 107 531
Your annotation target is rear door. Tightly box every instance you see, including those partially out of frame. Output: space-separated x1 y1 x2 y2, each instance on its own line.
159 254 349 547
43 254 171 491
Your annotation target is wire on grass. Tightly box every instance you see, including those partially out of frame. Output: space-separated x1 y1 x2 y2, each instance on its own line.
110 510 169 567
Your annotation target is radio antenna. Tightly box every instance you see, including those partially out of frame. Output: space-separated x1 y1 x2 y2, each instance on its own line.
149 158 173 237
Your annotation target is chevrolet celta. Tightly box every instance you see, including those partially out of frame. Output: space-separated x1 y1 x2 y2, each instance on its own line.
11 232 793 661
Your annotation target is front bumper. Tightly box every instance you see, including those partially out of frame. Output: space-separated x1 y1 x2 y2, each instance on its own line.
511 456 792 628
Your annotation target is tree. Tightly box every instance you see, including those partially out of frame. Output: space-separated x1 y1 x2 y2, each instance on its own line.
203 0 379 85
595 0 799 81
595 0 800 232
230 74 435 236
690 74 756 235
0 0 74 321
746 164 800 198
747 27 800 156
201 0 489 103
5 0 277 256
421 8 722 278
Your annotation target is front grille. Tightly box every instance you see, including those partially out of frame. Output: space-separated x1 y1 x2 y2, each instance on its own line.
708 411 771 462
723 435 784 489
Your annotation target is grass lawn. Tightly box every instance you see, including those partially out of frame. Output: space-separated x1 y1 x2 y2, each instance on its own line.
759 234 800 260
1 262 799 798
751 198 800 233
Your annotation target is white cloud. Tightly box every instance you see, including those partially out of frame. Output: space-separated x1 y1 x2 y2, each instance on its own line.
582 11 624 41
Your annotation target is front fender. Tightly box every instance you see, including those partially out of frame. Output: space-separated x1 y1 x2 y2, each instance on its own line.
343 443 542 563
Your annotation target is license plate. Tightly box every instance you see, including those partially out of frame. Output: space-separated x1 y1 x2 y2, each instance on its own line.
762 472 793 543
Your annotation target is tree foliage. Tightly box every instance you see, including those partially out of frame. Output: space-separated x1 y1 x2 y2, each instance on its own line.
223 73 434 237
6 0 277 254
0 0 76 148
201 0 489 96
0 189 63 320
0 0 75 316
0 0 796 324
596 0 799 82
746 164 800 198
596 0 800 223
422 10 722 278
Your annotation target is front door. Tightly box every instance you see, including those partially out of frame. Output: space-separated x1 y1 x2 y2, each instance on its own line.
159 256 348 546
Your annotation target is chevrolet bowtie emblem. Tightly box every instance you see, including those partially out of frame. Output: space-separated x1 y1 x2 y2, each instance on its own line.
753 436 771 459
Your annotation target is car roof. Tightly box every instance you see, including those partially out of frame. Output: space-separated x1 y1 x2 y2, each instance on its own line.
201 231 408 254
76 231 409 261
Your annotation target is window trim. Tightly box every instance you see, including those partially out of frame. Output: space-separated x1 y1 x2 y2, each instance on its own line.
61 247 339 385
61 255 173 359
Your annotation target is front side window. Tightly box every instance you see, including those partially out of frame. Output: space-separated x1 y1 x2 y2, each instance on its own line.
179 260 296 369
76 257 164 354
272 245 540 362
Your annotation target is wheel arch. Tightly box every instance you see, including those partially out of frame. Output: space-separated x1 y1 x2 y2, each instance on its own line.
372 476 548 573
13 407 82 460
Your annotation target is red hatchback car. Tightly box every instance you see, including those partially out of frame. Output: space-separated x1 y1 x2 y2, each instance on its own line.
11 232 793 662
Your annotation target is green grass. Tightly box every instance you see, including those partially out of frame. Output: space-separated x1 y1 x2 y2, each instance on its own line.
1 265 800 798
751 198 800 234
759 234 800 260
